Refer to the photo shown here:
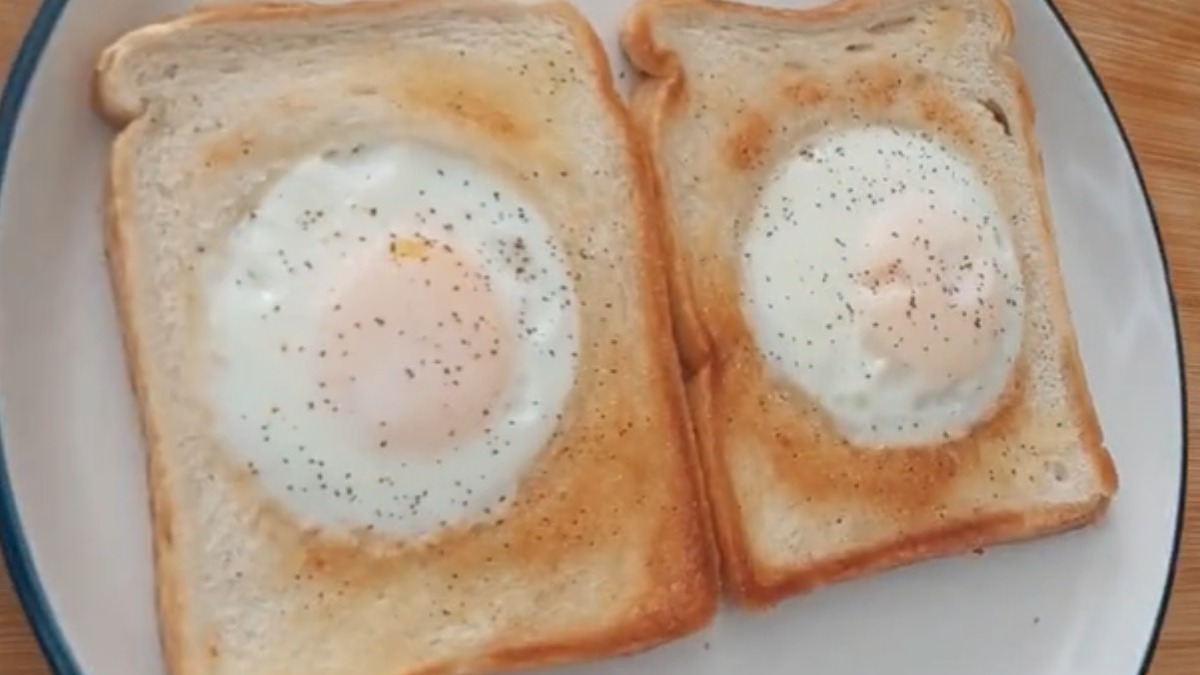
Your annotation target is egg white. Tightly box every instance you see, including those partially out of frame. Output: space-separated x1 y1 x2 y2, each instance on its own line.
740 125 1025 448
201 140 578 537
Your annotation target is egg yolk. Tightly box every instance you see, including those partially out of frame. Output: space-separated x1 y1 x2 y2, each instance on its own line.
318 234 514 453
854 191 1008 384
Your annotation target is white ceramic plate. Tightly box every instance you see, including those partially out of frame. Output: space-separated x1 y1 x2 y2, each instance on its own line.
0 1 1185 674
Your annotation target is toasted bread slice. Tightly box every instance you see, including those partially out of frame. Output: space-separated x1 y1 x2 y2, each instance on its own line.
623 0 1118 607
95 2 718 673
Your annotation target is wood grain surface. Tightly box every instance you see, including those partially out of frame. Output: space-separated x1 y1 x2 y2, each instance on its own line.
0 0 1197 673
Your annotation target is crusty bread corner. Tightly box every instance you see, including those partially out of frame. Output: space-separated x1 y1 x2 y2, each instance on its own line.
94 2 718 673
622 0 1117 607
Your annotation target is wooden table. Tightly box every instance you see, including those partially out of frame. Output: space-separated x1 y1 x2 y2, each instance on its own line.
0 0 1197 672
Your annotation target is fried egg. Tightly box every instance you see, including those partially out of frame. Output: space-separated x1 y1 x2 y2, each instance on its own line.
202 140 578 537
740 125 1025 448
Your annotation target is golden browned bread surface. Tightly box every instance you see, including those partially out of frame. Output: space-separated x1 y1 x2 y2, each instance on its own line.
623 0 1117 607
96 1 718 672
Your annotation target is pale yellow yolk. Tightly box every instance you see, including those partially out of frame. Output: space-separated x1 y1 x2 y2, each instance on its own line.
318 235 514 452
855 192 1007 384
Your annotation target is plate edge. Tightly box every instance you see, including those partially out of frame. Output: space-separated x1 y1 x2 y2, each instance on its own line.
0 1 88 673
1042 1 1189 673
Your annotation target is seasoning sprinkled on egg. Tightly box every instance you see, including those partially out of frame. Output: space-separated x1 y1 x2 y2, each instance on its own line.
203 140 579 536
740 125 1024 448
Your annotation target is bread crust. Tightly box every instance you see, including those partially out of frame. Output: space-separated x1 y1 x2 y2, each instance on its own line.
624 0 1117 607
104 123 196 675
96 1 718 672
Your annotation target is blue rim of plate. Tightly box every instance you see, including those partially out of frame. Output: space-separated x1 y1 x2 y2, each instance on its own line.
0 0 1187 673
